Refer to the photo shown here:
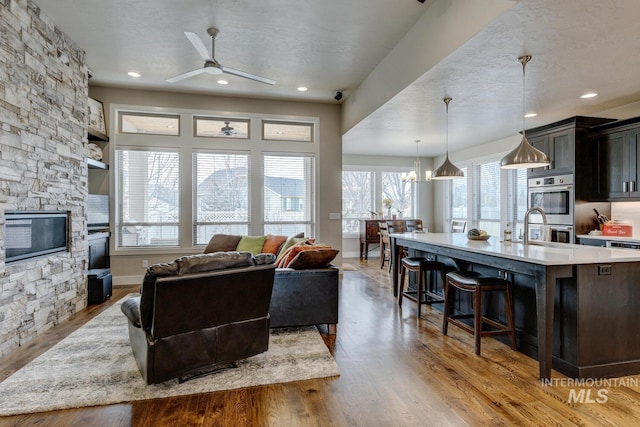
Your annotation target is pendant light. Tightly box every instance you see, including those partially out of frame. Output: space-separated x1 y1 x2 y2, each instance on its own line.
500 55 550 169
432 97 464 180
402 139 432 182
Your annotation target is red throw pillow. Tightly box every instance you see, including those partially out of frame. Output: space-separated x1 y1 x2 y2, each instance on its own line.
262 234 287 255
276 243 332 268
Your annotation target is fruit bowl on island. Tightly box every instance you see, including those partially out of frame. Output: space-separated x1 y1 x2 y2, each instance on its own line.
467 228 490 241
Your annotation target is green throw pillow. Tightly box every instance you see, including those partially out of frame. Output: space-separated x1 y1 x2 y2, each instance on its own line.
236 235 267 255
276 236 308 261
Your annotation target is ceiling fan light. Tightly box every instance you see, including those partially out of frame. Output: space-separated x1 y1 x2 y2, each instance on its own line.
500 135 550 169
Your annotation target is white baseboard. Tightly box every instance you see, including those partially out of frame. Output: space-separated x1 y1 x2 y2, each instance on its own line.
343 251 380 259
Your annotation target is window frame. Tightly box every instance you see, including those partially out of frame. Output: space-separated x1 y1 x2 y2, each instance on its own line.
444 152 524 237
341 165 416 237
110 105 319 255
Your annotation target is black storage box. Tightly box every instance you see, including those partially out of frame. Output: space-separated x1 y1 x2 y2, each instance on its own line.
88 268 112 304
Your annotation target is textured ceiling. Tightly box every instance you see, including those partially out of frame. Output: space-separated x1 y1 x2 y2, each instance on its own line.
33 0 640 157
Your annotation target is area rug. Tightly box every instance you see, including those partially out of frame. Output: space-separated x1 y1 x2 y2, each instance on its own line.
0 295 340 416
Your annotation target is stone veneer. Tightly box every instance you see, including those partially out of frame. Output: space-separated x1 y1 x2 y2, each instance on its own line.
0 0 89 356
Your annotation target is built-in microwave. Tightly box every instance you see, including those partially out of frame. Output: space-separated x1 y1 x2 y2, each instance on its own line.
527 224 574 244
528 174 574 225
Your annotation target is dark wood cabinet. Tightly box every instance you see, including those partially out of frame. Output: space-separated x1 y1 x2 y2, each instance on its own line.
526 116 614 180
359 219 422 259
591 117 640 201
88 232 110 269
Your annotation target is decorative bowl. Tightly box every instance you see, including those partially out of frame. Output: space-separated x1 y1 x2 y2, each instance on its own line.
467 235 490 241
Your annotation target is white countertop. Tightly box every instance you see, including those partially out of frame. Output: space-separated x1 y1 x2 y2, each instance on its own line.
577 234 640 243
393 232 640 266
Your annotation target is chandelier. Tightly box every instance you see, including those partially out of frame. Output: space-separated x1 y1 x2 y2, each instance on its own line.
402 139 432 182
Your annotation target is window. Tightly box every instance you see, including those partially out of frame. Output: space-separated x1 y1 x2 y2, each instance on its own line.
194 117 249 139
119 112 180 135
507 168 528 239
446 159 527 238
342 171 373 233
382 172 412 217
264 154 315 236
450 167 468 222
263 121 313 142
341 168 414 233
193 152 250 244
116 149 179 247
474 161 501 236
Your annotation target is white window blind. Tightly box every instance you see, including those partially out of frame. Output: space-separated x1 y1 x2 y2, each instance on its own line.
193 152 250 244
507 168 528 239
448 167 468 224
116 149 179 247
474 161 501 236
264 154 315 237
342 171 373 233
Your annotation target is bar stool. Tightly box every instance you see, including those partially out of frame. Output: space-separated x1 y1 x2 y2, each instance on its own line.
398 256 447 319
442 271 516 355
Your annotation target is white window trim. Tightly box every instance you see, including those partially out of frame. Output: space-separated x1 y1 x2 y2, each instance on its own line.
109 103 320 256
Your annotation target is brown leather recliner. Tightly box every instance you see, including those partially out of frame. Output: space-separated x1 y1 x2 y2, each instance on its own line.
121 252 276 384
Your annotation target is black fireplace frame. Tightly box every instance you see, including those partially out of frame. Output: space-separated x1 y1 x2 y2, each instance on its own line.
4 211 70 264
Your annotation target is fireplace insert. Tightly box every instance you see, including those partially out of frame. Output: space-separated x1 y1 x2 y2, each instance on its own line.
4 211 70 263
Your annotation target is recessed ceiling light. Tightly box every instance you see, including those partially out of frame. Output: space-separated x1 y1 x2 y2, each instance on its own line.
166 125 175 129
127 71 141 78
297 86 308 92
217 79 228 85
524 113 537 118
581 92 598 99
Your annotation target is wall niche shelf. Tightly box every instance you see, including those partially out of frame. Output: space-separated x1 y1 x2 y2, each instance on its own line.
88 158 108 170
88 128 108 142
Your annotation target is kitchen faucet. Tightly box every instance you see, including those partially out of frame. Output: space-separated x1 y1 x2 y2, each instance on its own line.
523 207 548 245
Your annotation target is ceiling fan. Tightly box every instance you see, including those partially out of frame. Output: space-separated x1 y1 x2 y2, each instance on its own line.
220 121 236 136
166 28 276 85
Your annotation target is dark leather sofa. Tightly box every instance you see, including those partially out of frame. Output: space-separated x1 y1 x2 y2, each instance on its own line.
121 253 275 385
271 267 339 334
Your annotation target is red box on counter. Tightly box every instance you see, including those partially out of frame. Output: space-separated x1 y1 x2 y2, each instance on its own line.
602 224 633 236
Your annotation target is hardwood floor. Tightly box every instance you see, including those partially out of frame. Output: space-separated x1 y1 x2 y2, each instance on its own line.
1 258 639 426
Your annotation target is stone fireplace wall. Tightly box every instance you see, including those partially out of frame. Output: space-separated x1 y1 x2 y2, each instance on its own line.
0 0 89 356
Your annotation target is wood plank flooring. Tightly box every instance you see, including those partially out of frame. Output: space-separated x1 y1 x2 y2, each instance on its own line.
1 258 639 426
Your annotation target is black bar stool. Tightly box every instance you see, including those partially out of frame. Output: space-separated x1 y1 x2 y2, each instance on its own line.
398 256 447 318
442 271 516 355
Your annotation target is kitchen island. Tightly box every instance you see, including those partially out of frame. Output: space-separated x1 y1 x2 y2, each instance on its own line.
391 232 640 380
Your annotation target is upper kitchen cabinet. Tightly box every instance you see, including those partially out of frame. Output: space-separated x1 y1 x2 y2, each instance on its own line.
526 116 615 179
591 117 640 201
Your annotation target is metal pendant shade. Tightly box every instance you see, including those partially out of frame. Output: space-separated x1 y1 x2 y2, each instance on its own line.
432 97 464 180
500 55 550 169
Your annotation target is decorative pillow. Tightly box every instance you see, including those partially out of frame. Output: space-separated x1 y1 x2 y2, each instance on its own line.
262 234 288 255
254 253 276 265
276 236 313 261
203 234 242 254
276 243 328 268
236 235 268 255
176 251 254 275
287 249 339 270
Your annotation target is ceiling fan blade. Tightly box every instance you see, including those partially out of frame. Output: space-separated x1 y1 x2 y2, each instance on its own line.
165 67 206 83
184 32 212 61
221 66 276 85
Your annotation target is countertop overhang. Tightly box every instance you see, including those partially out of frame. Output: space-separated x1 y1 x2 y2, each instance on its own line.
392 232 640 266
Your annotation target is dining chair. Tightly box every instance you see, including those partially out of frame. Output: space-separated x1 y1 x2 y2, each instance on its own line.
378 221 392 271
